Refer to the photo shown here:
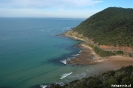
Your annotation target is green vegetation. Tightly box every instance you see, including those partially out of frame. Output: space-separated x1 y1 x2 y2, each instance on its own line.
85 43 124 57
86 43 115 57
115 50 124 55
93 46 115 57
72 7 133 47
48 65 133 88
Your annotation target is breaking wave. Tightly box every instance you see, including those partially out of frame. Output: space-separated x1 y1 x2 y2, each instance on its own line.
60 72 73 79
60 59 67 64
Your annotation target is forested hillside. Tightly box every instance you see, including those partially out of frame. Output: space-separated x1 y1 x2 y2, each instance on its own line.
72 7 133 47
46 65 133 88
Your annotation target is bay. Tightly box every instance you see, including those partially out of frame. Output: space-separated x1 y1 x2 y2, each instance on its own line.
0 18 117 88
0 18 84 88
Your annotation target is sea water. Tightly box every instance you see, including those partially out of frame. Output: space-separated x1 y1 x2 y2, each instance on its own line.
0 18 115 88
0 18 82 88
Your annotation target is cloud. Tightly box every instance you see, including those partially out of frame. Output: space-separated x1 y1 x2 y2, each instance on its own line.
64 0 103 6
0 0 103 18
0 8 99 18
0 0 103 8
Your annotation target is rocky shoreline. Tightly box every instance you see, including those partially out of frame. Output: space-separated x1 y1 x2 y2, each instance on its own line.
62 30 133 65
60 30 107 65
67 43 106 65
31 31 133 88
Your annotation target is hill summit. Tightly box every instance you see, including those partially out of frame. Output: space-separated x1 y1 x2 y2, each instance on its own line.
72 7 133 48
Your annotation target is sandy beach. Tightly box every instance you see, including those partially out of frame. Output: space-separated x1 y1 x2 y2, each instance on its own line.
105 56 133 67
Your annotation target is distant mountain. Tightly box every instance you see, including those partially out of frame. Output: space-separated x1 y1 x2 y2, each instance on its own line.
72 7 133 47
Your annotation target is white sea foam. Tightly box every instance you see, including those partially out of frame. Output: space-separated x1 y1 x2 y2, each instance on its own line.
75 54 80 56
60 59 67 64
60 72 73 79
72 53 80 57
40 85 47 88
72 51 81 57
60 51 81 65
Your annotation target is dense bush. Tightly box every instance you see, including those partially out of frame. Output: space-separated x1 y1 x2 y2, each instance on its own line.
93 46 115 57
73 7 133 47
48 65 133 88
85 43 124 57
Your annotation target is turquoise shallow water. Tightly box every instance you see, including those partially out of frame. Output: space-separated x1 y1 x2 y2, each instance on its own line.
0 18 83 88
0 18 116 88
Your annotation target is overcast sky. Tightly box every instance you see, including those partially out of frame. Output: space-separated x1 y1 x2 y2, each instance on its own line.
0 0 133 18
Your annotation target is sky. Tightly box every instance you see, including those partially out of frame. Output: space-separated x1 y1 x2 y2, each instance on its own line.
0 0 133 18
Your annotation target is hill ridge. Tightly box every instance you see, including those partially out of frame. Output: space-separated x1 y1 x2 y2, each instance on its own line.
69 7 133 52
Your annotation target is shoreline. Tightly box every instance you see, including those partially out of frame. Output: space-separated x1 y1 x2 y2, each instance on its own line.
67 43 106 65
62 30 107 65
63 30 133 66
32 31 133 88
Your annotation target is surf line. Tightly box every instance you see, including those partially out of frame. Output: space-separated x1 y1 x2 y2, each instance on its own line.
60 72 73 79
60 51 81 65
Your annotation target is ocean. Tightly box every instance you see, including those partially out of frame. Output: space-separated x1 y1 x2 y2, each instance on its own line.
0 18 114 88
